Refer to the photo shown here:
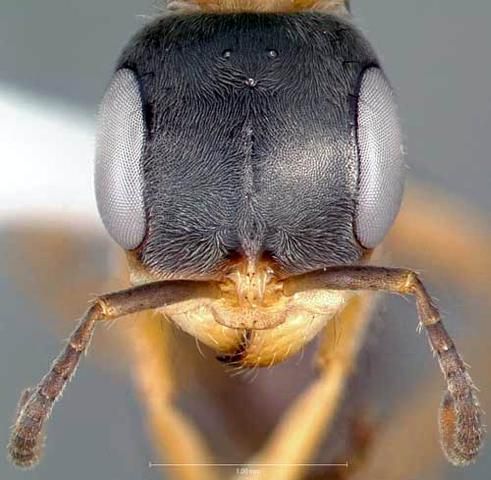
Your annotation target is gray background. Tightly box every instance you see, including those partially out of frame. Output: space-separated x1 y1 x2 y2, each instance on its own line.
0 1 490 479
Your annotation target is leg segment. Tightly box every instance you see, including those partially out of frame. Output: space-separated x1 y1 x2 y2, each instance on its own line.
127 311 220 480
284 266 484 466
8 280 219 468
388 180 491 297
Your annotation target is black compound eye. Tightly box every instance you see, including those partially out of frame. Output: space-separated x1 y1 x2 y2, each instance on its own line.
354 67 406 249
94 68 147 250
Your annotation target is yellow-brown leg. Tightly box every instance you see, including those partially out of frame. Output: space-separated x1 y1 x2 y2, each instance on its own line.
236 292 380 480
387 179 491 295
125 311 221 480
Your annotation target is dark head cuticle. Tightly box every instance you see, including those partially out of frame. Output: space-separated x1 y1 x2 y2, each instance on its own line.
116 13 378 277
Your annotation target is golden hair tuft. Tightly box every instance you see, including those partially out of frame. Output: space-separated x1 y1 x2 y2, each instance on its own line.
167 0 349 14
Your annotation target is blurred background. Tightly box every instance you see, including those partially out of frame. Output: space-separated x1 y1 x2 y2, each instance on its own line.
0 1 490 479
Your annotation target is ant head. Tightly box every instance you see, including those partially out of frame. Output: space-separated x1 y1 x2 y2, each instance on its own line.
94 12 405 281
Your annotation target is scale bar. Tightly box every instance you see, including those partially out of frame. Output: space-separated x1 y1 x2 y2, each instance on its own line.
149 462 349 468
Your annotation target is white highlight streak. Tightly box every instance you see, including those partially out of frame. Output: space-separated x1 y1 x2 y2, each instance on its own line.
0 85 100 227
